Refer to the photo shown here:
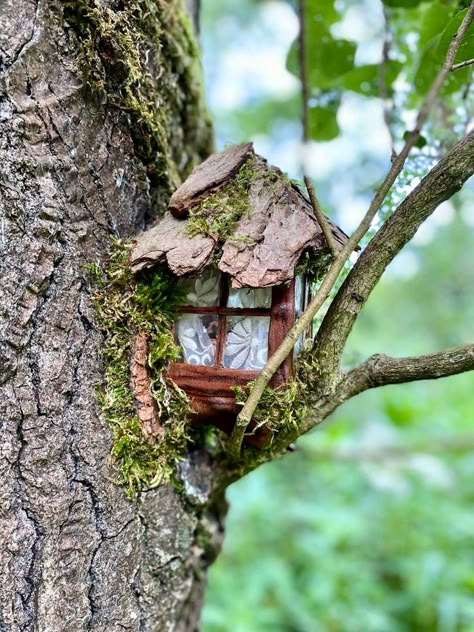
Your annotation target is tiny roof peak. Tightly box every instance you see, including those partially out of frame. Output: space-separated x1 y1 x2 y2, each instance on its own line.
169 142 255 219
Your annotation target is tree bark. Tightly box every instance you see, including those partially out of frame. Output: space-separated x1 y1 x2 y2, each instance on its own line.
0 1 222 630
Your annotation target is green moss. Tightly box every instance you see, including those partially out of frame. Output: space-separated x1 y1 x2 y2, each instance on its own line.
185 155 256 241
223 350 322 481
88 240 193 497
63 0 213 203
295 248 333 279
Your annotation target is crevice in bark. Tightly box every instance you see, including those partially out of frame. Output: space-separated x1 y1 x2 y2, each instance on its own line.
0 0 220 628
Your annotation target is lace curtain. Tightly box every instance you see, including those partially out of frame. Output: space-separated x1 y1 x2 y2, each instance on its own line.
175 271 271 369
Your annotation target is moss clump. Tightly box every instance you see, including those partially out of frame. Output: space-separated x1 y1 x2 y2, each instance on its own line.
233 349 320 444
88 240 192 496
63 0 213 202
185 155 256 241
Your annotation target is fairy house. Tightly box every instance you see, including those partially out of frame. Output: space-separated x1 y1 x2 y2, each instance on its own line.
130 142 349 421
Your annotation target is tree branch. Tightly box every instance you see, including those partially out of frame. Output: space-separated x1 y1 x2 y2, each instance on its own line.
313 130 474 390
378 7 397 160
228 4 474 459
295 343 474 438
337 343 474 402
297 0 338 256
452 57 474 71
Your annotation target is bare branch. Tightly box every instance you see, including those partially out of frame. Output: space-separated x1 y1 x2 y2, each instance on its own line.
296 343 474 438
452 57 474 71
228 5 474 458
340 343 474 400
378 7 397 160
297 0 338 257
314 130 474 389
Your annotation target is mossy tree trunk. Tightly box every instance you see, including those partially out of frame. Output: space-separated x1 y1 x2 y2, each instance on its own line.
0 1 222 630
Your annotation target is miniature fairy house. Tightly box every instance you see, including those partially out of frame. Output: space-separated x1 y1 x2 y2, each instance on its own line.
130 142 349 423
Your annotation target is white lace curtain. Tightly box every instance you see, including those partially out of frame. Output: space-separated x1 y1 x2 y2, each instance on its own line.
175 270 271 370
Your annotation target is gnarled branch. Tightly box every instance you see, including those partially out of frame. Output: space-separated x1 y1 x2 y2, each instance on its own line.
293 343 474 439
341 343 474 399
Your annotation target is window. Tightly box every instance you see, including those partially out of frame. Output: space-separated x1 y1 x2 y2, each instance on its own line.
175 269 273 370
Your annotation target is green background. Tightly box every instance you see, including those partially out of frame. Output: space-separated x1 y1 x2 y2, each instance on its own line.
199 1 474 629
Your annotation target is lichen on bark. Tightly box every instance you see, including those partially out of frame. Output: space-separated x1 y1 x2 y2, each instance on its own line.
63 0 214 205
0 0 221 627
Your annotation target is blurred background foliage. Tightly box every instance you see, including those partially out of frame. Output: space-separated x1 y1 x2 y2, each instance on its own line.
199 0 474 629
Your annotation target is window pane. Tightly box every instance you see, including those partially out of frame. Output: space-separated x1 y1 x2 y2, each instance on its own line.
177 269 219 306
294 275 309 358
295 275 305 316
223 316 269 370
227 285 271 308
176 314 218 366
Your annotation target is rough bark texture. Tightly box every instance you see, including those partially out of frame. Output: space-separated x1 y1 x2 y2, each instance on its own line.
131 148 349 286
130 212 216 275
169 142 254 217
0 1 223 630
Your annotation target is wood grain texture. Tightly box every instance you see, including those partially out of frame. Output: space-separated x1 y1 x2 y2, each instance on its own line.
131 151 349 286
169 142 254 217
219 158 346 287
130 212 216 275
130 331 161 439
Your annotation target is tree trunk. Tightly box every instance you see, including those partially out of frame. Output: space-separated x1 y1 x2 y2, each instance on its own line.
0 1 222 630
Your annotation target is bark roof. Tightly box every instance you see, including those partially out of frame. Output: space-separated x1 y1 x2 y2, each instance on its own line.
130 143 350 287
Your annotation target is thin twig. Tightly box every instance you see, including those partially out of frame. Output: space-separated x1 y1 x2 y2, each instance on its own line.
378 7 397 160
311 131 474 395
228 2 474 459
297 0 338 257
452 57 474 71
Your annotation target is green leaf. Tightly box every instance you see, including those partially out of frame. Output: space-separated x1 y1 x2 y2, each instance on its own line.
418 0 458 49
382 0 425 6
286 0 355 90
403 131 427 148
308 104 340 141
338 61 403 97
306 0 339 26
437 9 474 63
286 32 356 90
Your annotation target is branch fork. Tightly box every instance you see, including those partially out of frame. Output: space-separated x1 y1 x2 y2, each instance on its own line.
229 2 474 460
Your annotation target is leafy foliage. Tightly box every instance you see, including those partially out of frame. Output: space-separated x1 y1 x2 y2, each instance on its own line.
282 0 473 142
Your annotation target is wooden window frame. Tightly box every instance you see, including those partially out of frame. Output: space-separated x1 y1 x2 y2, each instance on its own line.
169 273 298 417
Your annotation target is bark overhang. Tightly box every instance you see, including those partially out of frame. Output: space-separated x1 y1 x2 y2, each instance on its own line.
129 143 350 288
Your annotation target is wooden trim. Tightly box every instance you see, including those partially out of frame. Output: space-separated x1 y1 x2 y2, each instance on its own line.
215 275 228 366
176 306 271 316
269 280 295 386
169 363 259 398
219 272 229 308
171 274 299 415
